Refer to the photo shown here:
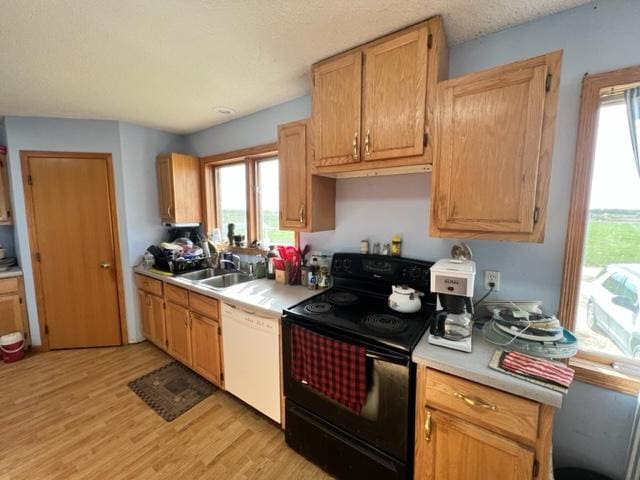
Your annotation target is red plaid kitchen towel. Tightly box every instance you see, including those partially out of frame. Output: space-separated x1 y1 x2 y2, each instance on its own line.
291 325 367 414
501 351 575 388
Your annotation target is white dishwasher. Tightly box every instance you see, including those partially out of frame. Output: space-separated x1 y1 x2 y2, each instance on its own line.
221 302 281 423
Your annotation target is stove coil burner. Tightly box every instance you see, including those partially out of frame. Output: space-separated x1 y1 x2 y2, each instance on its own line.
304 302 334 314
327 291 359 306
362 314 408 335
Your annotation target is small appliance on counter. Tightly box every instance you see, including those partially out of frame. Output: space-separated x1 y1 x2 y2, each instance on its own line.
428 243 476 353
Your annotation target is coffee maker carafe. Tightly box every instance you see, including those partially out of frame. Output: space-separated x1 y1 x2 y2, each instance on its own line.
428 257 476 352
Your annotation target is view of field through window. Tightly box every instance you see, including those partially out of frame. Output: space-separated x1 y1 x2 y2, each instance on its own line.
214 159 295 247
576 99 640 361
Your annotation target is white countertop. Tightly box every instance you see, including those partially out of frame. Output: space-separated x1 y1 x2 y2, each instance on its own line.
412 328 564 408
134 266 318 318
0 266 22 279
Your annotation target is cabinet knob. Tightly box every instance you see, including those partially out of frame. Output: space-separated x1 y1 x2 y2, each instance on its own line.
100 263 112 269
424 408 432 442
299 204 305 224
352 132 359 160
365 130 371 156
453 392 497 411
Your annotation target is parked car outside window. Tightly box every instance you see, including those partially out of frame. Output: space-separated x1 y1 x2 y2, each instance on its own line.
587 264 640 358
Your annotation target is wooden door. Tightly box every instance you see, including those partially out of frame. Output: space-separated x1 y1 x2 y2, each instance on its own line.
190 312 222 386
23 152 123 349
166 302 192 365
157 155 174 223
0 294 22 336
278 121 308 229
432 53 560 238
0 154 11 224
137 290 152 339
418 409 535 480
312 51 362 167
362 26 428 161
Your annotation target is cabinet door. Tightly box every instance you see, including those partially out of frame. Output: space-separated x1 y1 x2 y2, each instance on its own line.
417 409 535 480
190 312 223 386
431 52 561 241
148 294 166 349
278 121 308 229
166 302 192 365
137 290 152 340
157 155 175 223
312 51 362 167
362 26 428 161
0 155 11 225
0 294 22 336
170 154 202 224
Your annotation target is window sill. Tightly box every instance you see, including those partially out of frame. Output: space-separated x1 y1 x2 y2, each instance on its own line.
570 357 640 396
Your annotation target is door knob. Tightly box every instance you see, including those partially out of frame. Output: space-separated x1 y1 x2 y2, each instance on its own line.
100 263 112 269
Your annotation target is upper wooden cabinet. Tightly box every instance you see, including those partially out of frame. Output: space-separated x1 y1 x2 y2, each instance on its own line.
430 51 562 243
156 153 202 224
313 52 362 167
0 154 12 225
311 16 448 176
362 27 428 161
277 119 336 232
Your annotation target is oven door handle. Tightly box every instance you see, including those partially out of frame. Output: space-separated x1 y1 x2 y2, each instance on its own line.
365 351 407 364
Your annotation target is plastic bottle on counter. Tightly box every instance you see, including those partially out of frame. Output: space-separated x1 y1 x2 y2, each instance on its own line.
391 235 402 257
266 246 278 280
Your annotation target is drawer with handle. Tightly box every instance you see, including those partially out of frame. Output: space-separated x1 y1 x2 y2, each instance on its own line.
424 368 539 445
0 277 19 295
189 292 219 318
165 283 189 306
134 273 163 296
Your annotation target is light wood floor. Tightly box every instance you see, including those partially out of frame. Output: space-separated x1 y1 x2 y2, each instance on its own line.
0 342 331 480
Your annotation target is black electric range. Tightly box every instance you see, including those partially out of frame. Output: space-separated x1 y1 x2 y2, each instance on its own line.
285 286 435 354
282 253 436 480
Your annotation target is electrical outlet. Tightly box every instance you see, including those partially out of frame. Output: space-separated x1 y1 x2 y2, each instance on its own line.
484 270 501 292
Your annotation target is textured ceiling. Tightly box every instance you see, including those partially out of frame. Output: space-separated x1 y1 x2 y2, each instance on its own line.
0 0 592 134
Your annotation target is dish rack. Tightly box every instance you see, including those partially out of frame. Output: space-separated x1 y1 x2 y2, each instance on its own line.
153 252 211 273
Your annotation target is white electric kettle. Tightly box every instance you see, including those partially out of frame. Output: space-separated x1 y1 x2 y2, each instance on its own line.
388 285 424 313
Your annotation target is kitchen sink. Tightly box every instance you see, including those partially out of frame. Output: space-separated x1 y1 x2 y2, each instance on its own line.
200 272 254 290
178 268 224 281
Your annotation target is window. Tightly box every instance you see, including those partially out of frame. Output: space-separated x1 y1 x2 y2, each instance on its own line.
215 163 248 237
560 65 640 395
202 144 296 248
256 158 295 246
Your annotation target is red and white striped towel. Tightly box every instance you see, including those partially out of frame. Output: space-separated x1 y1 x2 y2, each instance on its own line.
501 351 574 387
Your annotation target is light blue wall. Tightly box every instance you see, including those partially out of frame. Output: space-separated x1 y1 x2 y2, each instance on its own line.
186 96 310 156
4 117 184 344
182 1 640 476
118 122 187 265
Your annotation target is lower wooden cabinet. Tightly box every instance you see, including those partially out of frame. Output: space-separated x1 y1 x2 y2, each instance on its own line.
190 312 223 386
415 366 554 480
166 301 193 366
135 273 224 389
0 276 29 344
136 288 166 350
419 410 535 480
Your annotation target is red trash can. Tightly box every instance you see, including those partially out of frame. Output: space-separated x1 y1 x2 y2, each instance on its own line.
1 332 25 363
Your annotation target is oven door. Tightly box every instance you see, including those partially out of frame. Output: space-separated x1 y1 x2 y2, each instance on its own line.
282 315 414 461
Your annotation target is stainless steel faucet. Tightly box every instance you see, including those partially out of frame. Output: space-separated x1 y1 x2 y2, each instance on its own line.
219 253 241 271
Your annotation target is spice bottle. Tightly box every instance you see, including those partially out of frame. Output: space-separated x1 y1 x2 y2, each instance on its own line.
391 235 402 257
266 246 278 280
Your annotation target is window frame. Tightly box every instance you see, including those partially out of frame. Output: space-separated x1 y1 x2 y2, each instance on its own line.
559 65 640 395
200 143 298 251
